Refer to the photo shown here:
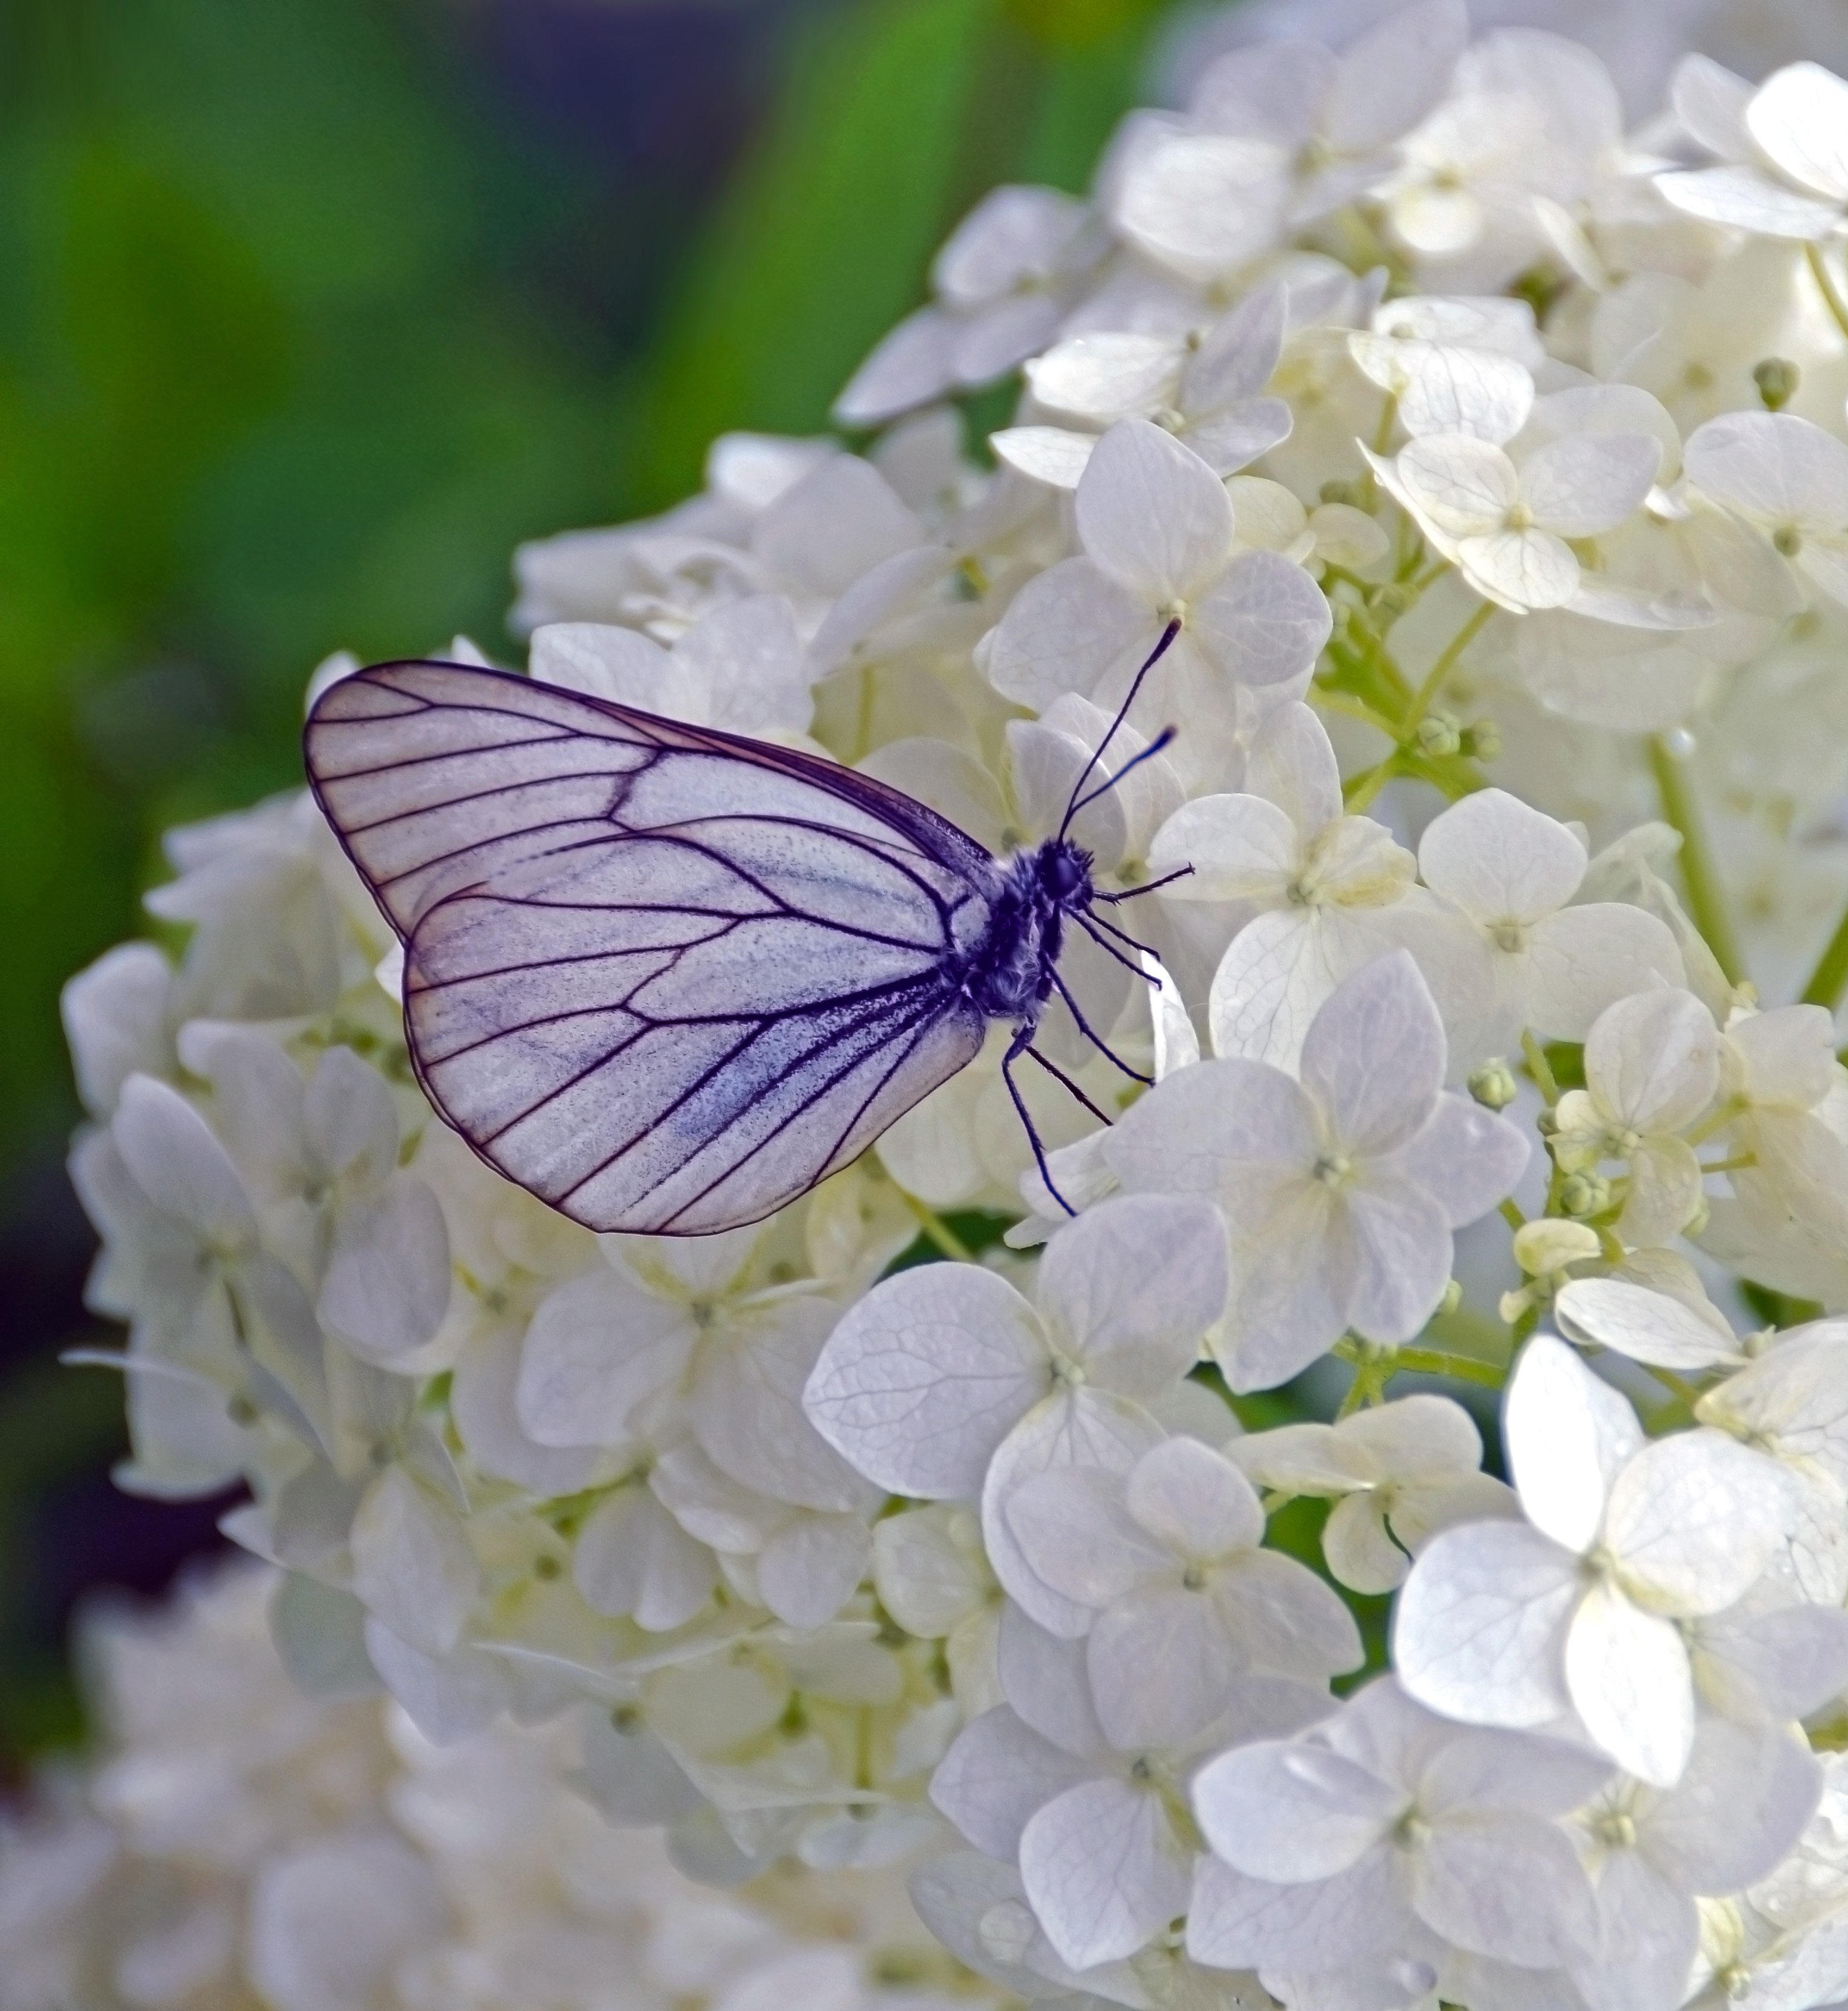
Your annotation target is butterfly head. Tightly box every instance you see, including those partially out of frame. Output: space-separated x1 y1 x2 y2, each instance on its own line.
1037 836 1095 913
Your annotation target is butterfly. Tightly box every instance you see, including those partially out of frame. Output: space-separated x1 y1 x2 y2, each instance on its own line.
304 624 1187 1237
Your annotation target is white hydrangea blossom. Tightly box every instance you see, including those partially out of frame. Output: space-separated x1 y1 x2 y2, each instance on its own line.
0 1560 999 2011
54 8 1848 2007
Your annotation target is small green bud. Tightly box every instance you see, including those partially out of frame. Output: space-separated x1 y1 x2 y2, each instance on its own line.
1372 582 1414 619
1320 478 1363 508
1468 1058 1519 1110
1438 1278 1463 1316
1463 720 1502 761
1560 1170 1612 1217
1415 710 1462 758
1754 357 1800 410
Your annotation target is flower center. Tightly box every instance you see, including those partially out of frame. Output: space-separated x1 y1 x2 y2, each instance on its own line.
1490 920 1527 953
1313 1153 1353 1189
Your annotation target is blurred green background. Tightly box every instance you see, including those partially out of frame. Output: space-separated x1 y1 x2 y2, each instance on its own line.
0 0 1179 1776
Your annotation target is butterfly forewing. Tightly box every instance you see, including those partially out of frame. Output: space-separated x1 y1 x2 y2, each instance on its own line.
307 661 996 1234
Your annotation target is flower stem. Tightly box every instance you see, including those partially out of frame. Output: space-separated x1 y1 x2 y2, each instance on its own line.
901 1195 974 1263
1390 1347 1507 1390
1806 242 1848 347
1403 599 1495 733
1649 735 1746 986
1800 893 1848 1009
1520 1030 1560 1106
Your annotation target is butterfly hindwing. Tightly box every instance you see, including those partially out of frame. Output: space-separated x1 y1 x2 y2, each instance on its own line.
306 660 995 1233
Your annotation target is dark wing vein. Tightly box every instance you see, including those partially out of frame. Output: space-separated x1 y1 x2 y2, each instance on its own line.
308 658 1000 1234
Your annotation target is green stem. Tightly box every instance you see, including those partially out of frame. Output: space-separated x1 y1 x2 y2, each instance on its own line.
1649 736 1746 986
1521 1030 1560 1106
901 1195 973 1263
1403 599 1495 732
1800 894 1848 1009
1806 242 1848 347
1343 757 1397 814
1313 688 1402 739
1391 1348 1508 1390
1498 1197 1526 1231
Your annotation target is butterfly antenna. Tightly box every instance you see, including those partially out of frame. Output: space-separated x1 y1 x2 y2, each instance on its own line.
1063 725 1180 826
1057 617 1181 841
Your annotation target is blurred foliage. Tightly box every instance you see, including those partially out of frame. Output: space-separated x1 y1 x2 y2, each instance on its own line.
625 0 1170 507
0 0 1188 1767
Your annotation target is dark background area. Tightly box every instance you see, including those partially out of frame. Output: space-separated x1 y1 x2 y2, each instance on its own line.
0 0 1179 1776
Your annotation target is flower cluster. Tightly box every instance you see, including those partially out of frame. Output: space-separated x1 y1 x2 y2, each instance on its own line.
56 8 1848 2009
0 1560 987 2011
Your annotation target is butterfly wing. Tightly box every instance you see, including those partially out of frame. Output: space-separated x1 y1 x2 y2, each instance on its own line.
306 660 996 1234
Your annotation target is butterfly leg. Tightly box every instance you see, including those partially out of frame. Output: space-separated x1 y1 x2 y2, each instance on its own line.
1092 864 1194 902
1022 1044 1114 1126
1001 1025 1076 1217
1047 966 1154 1086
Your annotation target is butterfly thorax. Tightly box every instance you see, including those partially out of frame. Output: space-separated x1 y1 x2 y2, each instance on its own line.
961 838 1094 1026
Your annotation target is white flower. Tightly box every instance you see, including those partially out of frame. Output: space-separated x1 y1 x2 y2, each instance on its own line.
61 941 173 1118
1232 1395 1515 1592
1694 1318 1848 1603
1684 410 1848 614
1105 953 1529 1389
1566 1718 1823 2011
931 1604 1322 1974
996 284 1292 489
1348 320 1536 445
835 186 1100 426
529 595 814 737
178 1025 451 1367
1554 1276 1749 1373
1149 702 1422 1068
1188 1677 1609 1988
1003 1434 1362 1746
1369 423 1661 612
1550 988 1722 1249
1111 1 1468 283
517 1228 868 1513
1407 788 1685 1069
1658 63 1848 242
804 1194 1228 1633
75 1074 325 1494
1381 30 1624 285
984 420 1332 784
1397 1334 1797 1785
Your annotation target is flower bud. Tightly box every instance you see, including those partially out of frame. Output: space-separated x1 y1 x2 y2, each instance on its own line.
1753 357 1800 410
1560 1170 1612 1217
1415 710 1461 757
1468 1058 1518 1110
1513 1218 1600 1277
1462 720 1501 760
1437 1278 1463 1315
